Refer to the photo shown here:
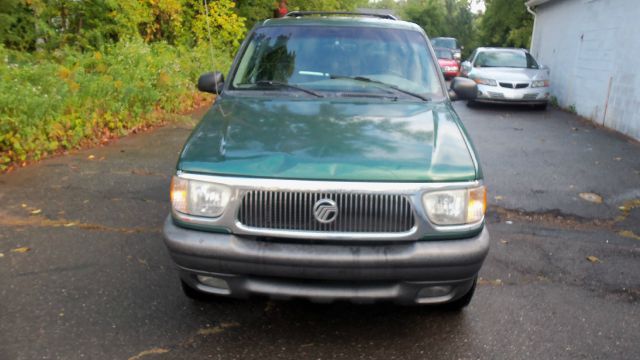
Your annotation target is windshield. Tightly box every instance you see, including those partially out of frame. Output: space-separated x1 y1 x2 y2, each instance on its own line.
431 38 457 50
474 50 539 69
231 25 444 98
435 48 453 60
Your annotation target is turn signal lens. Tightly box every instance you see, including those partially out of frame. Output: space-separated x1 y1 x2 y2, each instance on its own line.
170 176 188 213
467 186 487 223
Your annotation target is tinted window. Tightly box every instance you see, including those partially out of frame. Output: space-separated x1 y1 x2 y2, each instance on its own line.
232 26 443 97
474 50 539 69
431 38 457 49
435 48 453 60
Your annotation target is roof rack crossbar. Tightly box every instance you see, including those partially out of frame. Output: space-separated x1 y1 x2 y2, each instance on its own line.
284 11 397 21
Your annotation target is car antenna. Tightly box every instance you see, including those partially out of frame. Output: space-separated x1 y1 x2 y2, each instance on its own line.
203 0 220 96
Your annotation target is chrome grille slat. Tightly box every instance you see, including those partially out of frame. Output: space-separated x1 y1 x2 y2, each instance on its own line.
237 191 415 233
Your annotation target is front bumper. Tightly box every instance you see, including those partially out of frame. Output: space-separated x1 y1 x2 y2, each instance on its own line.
163 216 490 304
476 84 549 104
443 70 460 78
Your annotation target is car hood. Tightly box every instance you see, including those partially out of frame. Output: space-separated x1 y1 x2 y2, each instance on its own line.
178 96 478 182
472 67 547 81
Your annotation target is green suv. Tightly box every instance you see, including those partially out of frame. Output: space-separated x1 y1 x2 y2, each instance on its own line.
163 12 488 308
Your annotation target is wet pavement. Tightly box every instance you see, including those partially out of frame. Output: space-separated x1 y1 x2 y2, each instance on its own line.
1 103 639 359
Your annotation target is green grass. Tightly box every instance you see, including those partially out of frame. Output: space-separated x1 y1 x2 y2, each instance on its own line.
0 41 231 170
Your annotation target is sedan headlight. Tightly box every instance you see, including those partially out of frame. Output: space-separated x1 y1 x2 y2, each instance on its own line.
474 78 497 86
422 186 487 225
170 176 231 217
531 80 550 88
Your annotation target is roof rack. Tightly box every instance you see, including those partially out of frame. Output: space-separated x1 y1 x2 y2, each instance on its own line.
284 11 397 21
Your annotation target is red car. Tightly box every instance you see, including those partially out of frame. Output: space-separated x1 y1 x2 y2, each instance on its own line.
435 48 460 79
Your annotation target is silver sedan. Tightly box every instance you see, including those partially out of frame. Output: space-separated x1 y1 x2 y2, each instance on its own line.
460 47 550 109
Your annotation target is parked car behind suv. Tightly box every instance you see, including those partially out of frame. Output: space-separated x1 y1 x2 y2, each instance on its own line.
431 37 462 60
163 12 489 309
460 47 550 109
435 47 460 79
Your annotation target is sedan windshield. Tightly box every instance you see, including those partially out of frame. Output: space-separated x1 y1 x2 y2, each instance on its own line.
474 50 539 69
231 25 443 99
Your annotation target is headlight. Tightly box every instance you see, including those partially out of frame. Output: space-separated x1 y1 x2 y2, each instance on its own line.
531 80 549 88
170 176 231 217
474 78 497 86
422 186 487 225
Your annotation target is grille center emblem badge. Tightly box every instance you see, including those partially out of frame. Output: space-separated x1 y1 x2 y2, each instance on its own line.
313 199 338 224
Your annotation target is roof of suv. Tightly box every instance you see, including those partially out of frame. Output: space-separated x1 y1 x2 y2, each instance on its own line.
260 14 423 32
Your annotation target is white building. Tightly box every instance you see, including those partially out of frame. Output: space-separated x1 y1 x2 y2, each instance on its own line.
526 0 640 141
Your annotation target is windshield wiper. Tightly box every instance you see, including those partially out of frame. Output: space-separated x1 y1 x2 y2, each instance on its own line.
329 75 430 101
254 80 324 98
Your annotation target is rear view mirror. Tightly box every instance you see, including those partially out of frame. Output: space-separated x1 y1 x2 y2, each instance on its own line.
449 77 477 101
197 71 224 94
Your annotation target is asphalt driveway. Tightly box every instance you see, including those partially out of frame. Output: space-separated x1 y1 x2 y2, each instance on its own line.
1 103 639 360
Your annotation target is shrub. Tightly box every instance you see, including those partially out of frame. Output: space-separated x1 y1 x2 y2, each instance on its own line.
0 41 232 169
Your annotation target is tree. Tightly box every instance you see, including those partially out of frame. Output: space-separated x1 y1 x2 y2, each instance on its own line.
478 0 532 48
234 0 275 29
402 0 447 37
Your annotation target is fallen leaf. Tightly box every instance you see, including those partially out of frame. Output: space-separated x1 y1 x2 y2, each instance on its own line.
0 253 4 258
21 204 27 208
586 255 601 263
579 192 603 204
88 155 95 160
478 278 503 286
494 195 504 201
618 230 640 241
197 322 240 336
11 247 31 253
30 209 42 215
128 348 170 360
500 239 509 244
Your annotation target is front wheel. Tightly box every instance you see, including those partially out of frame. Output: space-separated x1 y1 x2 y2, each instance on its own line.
443 277 477 311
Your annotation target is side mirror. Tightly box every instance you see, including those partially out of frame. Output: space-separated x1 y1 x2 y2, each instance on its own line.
197 71 224 94
448 77 477 101
460 61 471 75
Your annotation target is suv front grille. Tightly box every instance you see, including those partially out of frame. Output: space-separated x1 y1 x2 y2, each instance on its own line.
237 191 415 233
